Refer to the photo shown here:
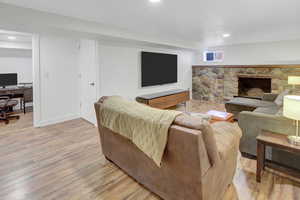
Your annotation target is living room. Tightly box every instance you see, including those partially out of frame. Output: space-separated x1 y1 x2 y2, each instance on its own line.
0 1 300 200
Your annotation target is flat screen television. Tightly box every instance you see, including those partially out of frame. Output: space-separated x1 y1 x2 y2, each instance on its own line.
0 73 18 88
141 52 177 87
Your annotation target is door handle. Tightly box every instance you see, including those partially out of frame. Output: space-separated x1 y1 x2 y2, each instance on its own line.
90 82 95 86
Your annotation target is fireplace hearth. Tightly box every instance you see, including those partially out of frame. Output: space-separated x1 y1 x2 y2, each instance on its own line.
238 76 271 98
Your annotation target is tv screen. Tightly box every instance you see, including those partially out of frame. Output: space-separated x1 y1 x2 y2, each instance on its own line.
141 52 177 87
0 73 18 87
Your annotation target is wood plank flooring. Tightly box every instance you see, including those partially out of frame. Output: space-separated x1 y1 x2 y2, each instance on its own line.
0 101 300 200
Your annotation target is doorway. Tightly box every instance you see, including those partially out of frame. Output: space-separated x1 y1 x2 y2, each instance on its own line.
78 39 99 124
0 29 34 126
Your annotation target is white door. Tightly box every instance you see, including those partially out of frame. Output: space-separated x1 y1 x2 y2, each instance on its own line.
79 39 98 124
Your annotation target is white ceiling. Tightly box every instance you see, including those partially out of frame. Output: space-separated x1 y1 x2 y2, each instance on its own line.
0 0 300 47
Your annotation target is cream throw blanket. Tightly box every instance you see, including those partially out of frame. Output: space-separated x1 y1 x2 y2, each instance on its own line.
99 96 181 167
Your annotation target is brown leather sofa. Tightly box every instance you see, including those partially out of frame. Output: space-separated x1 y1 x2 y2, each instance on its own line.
95 98 241 200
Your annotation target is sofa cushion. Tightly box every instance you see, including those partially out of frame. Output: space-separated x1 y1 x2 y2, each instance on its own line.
227 97 276 108
274 89 290 106
253 106 279 115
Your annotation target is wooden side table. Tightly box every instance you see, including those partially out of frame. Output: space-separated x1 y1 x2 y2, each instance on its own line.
256 131 300 182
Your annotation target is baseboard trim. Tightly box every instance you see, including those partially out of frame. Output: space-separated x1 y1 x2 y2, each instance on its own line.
36 114 80 127
80 117 97 127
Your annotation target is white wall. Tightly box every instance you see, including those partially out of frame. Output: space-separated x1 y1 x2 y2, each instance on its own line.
36 37 193 127
38 35 80 126
0 41 32 50
0 51 32 83
0 48 32 57
98 44 194 100
195 39 300 65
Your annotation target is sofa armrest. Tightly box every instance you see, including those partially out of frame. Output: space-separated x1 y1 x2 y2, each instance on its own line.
174 114 221 167
168 125 212 177
211 122 241 159
201 122 241 200
262 93 278 102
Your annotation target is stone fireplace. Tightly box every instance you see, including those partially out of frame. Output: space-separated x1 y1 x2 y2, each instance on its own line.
238 76 271 98
192 65 300 103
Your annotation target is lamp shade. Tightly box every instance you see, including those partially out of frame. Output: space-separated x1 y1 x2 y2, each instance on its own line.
288 76 300 85
283 95 300 120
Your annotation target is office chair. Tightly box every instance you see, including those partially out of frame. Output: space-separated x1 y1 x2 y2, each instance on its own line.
0 96 20 124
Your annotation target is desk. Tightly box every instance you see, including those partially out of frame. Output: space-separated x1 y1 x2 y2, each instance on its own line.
0 86 33 113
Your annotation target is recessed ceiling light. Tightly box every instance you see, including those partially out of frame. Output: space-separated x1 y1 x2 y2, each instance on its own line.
149 0 161 3
222 33 231 38
8 36 16 40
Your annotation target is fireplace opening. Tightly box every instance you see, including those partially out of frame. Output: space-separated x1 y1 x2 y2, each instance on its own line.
238 77 271 98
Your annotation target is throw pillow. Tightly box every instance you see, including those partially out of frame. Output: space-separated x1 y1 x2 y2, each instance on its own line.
274 89 290 106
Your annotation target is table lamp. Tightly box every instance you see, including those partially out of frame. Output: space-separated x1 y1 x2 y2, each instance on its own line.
288 76 300 94
283 95 300 146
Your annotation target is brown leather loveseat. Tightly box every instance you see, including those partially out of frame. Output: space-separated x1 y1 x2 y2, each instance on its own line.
95 97 241 200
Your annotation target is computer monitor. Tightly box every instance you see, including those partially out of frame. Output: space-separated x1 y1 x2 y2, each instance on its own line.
0 73 18 88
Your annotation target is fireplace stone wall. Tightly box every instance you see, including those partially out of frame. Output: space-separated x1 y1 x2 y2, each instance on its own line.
192 65 300 102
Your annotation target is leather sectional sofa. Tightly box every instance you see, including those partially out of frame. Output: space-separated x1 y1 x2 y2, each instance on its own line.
95 97 241 200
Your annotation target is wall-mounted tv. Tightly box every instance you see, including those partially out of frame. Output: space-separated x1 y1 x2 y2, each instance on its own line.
141 51 178 87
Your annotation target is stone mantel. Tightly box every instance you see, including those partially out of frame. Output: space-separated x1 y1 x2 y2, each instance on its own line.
192 65 300 102
193 64 300 69
237 74 272 78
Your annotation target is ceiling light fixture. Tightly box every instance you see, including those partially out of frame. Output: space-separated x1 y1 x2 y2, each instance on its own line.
222 33 231 38
8 36 16 40
149 0 161 3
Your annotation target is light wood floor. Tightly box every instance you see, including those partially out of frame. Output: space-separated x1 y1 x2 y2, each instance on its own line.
0 101 300 200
